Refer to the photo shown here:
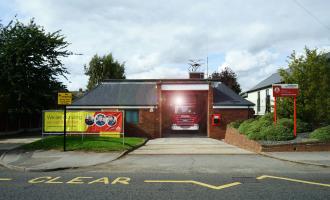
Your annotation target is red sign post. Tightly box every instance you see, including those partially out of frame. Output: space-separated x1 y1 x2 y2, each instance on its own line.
272 84 299 137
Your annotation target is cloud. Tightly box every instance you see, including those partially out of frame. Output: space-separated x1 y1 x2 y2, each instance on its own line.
219 50 280 91
1 0 329 91
128 66 187 79
219 50 279 72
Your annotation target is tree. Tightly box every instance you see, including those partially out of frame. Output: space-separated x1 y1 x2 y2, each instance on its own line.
0 19 70 113
278 47 330 128
84 53 126 90
209 67 242 94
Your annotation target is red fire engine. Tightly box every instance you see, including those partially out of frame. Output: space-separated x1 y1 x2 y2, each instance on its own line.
171 94 200 131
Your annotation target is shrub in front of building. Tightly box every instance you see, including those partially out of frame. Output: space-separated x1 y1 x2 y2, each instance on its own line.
228 120 243 129
309 125 330 142
297 119 312 133
245 117 273 140
238 118 255 135
236 111 314 141
258 124 295 141
236 113 299 141
278 118 294 131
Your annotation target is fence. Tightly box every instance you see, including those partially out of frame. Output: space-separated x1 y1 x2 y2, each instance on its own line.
0 112 41 132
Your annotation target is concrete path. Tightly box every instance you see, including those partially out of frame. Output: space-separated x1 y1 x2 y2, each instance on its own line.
0 149 123 171
264 152 330 167
130 138 254 155
0 137 41 151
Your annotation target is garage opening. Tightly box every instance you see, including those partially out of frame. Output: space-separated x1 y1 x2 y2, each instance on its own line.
161 91 208 137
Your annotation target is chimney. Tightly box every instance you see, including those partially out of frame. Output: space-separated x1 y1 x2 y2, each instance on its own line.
189 72 204 79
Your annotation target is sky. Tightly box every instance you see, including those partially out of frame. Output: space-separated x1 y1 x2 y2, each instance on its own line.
1 0 330 91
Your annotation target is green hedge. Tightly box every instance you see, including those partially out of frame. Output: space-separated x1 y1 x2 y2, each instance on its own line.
297 119 312 133
309 126 330 141
259 124 295 141
245 115 273 138
238 118 255 135
237 113 298 141
228 120 243 129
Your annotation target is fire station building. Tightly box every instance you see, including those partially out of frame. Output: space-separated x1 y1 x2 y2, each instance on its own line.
69 72 254 139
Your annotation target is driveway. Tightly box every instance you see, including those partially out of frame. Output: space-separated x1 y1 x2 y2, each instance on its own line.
130 138 254 155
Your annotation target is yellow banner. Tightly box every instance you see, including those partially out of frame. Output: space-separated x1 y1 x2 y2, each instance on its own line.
44 111 94 132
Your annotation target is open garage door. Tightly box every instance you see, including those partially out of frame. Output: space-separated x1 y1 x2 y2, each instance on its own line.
161 91 208 137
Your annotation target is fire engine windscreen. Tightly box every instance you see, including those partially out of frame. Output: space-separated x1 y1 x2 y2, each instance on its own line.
175 105 196 114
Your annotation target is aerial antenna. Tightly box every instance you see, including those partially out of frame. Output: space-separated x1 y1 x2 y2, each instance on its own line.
188 59 204 72
206 56 209 78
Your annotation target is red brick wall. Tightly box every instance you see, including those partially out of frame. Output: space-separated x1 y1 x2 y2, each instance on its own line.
208 84 254 139
224 127 262 153
225 126 330 152
124 108 160 139
209 108 253 139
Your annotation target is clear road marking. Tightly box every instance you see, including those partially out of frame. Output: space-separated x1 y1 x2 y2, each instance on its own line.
111 177 130 185
257 175 330 188
88 177 110 185
28 176 130 185
67 177 93 184
144 180 241 190
0 178 12 181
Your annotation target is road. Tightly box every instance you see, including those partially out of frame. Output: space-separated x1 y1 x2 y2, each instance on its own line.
0 154 329 200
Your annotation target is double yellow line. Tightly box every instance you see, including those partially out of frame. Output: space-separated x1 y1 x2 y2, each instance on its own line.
145 180 241 190
145 175 330 190
0 178 12 181
257 175 330 187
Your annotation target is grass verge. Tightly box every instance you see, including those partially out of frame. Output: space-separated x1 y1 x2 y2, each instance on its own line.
21 136 146 152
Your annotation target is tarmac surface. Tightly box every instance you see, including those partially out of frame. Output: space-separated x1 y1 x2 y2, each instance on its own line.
0 137 329 199
0 154 329 200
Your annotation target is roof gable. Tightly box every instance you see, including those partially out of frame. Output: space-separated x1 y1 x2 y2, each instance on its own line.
213 83 254 106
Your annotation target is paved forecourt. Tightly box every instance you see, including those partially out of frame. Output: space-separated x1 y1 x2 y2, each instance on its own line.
130 138 254 155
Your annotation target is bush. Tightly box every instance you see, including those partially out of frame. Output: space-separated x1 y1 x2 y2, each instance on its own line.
238 118 255 135
260 124 295 141
229 120 243 129
260 112 274 122
297 119 312 133
309 126 330 141
246 118 273 140
278 118 294 131
237 113 301 141
242 114 273 140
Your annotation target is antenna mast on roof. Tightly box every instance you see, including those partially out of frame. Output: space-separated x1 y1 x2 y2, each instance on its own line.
188 59 204 72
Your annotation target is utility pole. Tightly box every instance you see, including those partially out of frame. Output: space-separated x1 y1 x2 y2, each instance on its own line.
206 56 209 78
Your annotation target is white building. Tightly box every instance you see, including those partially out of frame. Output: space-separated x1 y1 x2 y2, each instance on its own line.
241 71 283 115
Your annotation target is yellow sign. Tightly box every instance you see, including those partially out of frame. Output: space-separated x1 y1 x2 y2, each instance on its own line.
44 111 94 132
58 92 72 105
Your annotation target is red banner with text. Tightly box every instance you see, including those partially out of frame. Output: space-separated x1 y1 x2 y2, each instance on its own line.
85 112 123 133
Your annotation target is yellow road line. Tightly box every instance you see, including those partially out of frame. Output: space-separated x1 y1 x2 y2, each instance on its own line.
144 180 241 190
0 178 12 181
257 175 330 187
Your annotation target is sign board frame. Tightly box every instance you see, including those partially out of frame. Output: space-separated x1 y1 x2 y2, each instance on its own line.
272 84 299 137
273 84 298 97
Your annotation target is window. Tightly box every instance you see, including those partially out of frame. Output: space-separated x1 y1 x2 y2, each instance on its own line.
125 110 139 124
257 91 260 112
265 89 271 113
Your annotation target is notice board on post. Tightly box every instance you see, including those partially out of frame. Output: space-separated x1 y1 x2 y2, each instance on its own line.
272 84 298 97
43 110 123 134
272 84 299 136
